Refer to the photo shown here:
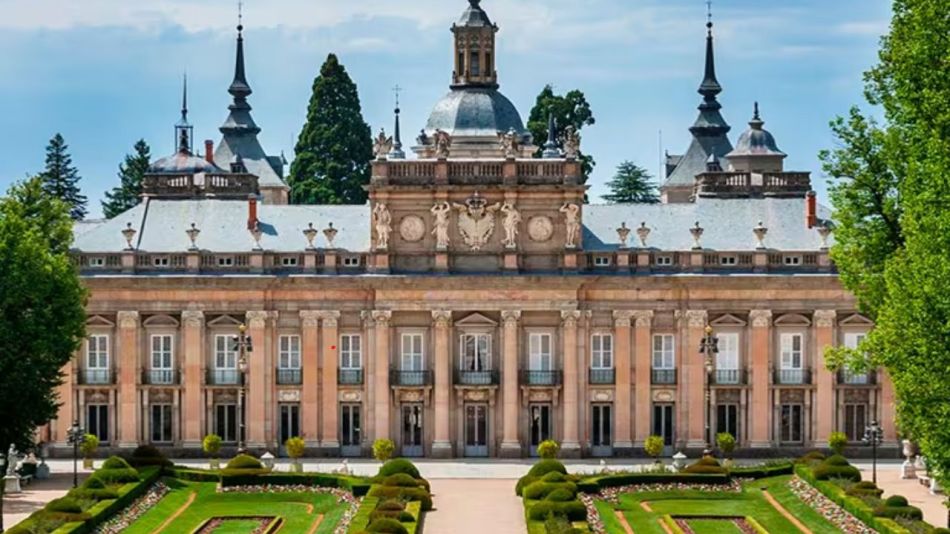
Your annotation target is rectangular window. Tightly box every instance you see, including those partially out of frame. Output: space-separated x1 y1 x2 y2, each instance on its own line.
780 333 804 369
215 404 237 443
214 335 237 370
716 333 739 370
401 333 424 371
280 256 298 267
150 404 173 443
717 404 739 439
719 255 738 266
784 255 803 266
217 256 234 267
593 256 611 267
470 50 481 76
844 404 868 442
151 335 173 370
460 333 491 371
343 256 360 267
87 335 109 369
529 333 553 371
842 332 869 383
652 334 675 369
89 257 105 267
655 255 673 266
86 404 109 443
278 335 301 369
780 404 804 443
340 334 362 369
591 333 613 369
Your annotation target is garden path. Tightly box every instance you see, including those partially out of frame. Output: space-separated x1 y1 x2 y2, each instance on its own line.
423 479 524 534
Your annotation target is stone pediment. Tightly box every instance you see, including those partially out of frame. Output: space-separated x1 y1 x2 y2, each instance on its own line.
207 315 244 327
143 314 180 327
86 315 115 327
774 313 811 326
455 312 498 327
839 313 873 326
710 313 747 327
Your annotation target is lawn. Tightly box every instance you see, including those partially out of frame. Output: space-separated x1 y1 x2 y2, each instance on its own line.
121 478 347 534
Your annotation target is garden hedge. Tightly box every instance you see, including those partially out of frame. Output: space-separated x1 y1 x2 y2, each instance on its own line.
378 458 421 479
527 500 587 522
577 472 732 493
728 463 793 479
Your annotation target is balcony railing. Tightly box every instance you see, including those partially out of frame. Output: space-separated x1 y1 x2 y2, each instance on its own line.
455 369 499 386
651 369 677 385
589 368 616 385
519 370 563 386
711 369 747 385
774 368 812 385
207 369 242 386
142 369 179 385
276 368 302 385
338 369 364 385
390 370 434 387
79 369 114 385
838 369 877 385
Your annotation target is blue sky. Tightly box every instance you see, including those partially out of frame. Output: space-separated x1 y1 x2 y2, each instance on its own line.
0 0 891 218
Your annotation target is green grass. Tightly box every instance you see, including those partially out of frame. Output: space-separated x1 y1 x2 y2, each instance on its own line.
121 478 346 534
205 519 269 533
684 518 743 534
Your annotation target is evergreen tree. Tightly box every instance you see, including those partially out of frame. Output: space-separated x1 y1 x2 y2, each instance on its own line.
603 161 660 204
526 85 596 180
102 139 151 219
39 133 87 220
289 54 372 205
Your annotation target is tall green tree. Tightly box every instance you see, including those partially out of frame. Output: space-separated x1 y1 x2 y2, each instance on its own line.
288 54 372 205
102 139 151 219
39 133 87 220
603 161 660 204
526 85 596 180
821 0 950 489
0 177 86 456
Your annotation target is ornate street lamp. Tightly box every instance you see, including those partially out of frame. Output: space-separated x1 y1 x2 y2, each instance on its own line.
863 420 884 484
698 324 718 455
66 420 85 488
232 324 253 454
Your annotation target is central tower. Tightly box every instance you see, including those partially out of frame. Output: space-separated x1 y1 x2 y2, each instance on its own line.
452 0 498 88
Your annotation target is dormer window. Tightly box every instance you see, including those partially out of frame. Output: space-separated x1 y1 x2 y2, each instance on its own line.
217 256 235 267
593 256 611 267
153 256 170 267
719 255 738 266
655 255 674 267
343 256 360 267
89 257 105 267
784 255 802 266
281 257 298 267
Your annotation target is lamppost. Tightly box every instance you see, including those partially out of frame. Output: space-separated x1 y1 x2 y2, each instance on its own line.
863 420 883 485
699 324 718 456
233 324 253 455
66 420 85 488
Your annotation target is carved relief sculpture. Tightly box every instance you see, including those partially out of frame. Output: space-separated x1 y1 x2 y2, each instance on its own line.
561 126 581 159
499 128 520 159
559 202 581 249
372 203 392 251
453 193 501 251
430 202 452 250
373 129 393 160
433 129 452 159
527 216 554 242
399 215 426 243
500 201 521 250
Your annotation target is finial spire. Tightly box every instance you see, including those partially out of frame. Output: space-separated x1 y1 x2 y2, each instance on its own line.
749 101 764 129
389 85 406 159
180 73 189 125
174 73 194 154
230 1 250 98
542 113 560 158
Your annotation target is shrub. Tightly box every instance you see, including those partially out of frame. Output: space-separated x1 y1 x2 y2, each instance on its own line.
813 464 862 482
527 459 567 478
101 456 133 470
644 435 664 459
528 500 587 522
82 476 107 489
226 454 263 469
376 499 406 512
383 473 423 488
373 439 396 463
80 434 100 458
378 458 421 479
823 454 850 467
203 434 223 457
544 515 584 534
128 445 172 468
846 481 884 498
367 485 433 511
828 432 848 455
873 504 923 521
366 517 409 534
716 432 736 457
684 456 727 474
545 488 576 502
884 495 908 507
91 467 140 484
541 471 567 483
524 481 577 500
47 497 82 514
69 487 120 501
798 450 826 463
538 440 560 459
285 436 306 460
516 475 538 496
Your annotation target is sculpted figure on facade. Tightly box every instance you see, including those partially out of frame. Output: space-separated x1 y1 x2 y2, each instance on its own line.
453 193 501 251
433 129 452 159
561 126 581 159
373 129 393 160
560 202 581 249
500 201 521 250
373 203 392 251
430 202 452 250
499 128 520 159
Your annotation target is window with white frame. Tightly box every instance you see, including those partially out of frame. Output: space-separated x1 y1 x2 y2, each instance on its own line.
87 335 109 370
655 255 674 266
460 333 491 371
214 335 237 369
780 333 804 369
652 334 675 369
89 257 105 267
340 334 362 369
401 333 424 371
152 256 170 267
593 256 611 267
719 255 738 266
343 256 360 267
591 333 613 369
217 256 235 267
529 333 553 371
151 335 173 370
783 255 803 266
280 257 298 267
844 332 867 350
716 333 739 370
279 335 301 369
842 332 869 383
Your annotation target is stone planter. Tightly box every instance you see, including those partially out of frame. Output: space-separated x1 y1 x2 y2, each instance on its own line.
209 458 220 470
83 458 94 469
291 460 302 473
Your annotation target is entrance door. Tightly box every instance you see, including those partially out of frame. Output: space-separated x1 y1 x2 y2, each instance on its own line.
716 404 739 441
401 404 424 457
340 404 362 457
591 404 613 457
653 403 675 455
279 404 300 455
464 404 489 457
529 404 552 456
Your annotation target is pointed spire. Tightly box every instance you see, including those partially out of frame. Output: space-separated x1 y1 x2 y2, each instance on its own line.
178 73 189 126
542 113 561 158
174 74 194 154
389 85 406 159
230 4 251 99
750 101 764 129
689 3 730 137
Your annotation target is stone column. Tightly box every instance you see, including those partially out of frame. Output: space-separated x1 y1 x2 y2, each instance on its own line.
684 310 708 450
372 311 392 440
561 310 581 454
116 311 140 448
181 311 204 448
632 311 654 447
749 310 773 447
500 310 521 457
813 310 837 445
432 310 453 457
320 311 341 450
299 311 321 448
612 311 634 450
246 311 270 448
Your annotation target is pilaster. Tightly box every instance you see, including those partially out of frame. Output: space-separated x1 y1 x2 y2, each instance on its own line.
432 310 453 457
611 311 635 450
299 311 321 448
181 310 204 447
813 310 836 445
561 310 581 455
631 311 654 446
880 369 898 447
749 310 772 447
116 311 140 448
684 310 708 449
500 310 521 457
320 311 341 450
246 310 271 448
372 311 392 441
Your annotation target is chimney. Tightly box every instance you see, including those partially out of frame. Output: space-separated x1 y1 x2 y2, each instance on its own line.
806 191 817 229
204 140 214 164
247 195 258 231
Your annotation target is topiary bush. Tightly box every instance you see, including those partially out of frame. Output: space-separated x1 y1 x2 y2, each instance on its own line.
544 514 584 534
47 497 82 514
798 450 826 463
528 500 587 522
873 503 923 521
226 454 263 469
716 432 736 458
545 488 576 502
644 435 664 460
541 471 567 483
813 464 861 481
203 434 223 458
128 444 172 468
527 459 567 478
523 481 578 500
366 517 409 534
823 454 850 467
683 456 727 474
828 431 848 455
537 439 560 459
373 439 396 463
100 456 133 470
82 476 107 489
383 473 423 488
378 458 421 479
846 481 884 498
884 495 909 507
367 485 433 511
69 487 120 501
90 467 140 484
376 499 406 512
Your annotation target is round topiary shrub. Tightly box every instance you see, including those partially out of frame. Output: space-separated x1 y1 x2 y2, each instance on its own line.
798 450 826 463
90 467 140 484
128 444 172 467
541 471 567 483
378 458 421 479
82 476 107 489
873 504 923 521
376 499 406 512
69 487 120 501
884 495 909 507
846 481 884 497
545 488 576 502
515 475 538 496
366 517 409 534
524 481 578 500
823 454 850 467
813 464 861 482
47 497 82 514
683 456 726 474
527 459 567 478
384 473 423 488
537 439 560 460
226 454 263 470
100 456 133 470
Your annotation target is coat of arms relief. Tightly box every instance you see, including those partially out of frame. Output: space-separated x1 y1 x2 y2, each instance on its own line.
453 192 501 251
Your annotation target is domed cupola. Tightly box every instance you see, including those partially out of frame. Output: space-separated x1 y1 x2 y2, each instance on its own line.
726 102 787 173
149 77 223 175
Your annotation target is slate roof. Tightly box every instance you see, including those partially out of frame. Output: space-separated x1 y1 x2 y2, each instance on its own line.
425 88 528 138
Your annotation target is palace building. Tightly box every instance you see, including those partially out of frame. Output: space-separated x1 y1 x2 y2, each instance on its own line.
49 0 895 458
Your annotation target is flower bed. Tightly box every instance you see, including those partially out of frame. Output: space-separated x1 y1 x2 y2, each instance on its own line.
217 484 360 534
787 476 876 534
93 482 170 534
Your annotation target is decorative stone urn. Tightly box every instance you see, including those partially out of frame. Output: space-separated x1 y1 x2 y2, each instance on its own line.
261 451 275 470
672 451 687 471
901 439 918 479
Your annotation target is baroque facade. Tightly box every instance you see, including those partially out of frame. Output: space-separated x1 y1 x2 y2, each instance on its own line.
49 0 895 458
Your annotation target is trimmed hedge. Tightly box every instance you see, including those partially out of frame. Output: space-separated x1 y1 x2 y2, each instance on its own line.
846 481 884 498
349 496 381 532
366 517 409 534
683 456 727 475
527 500 587 522
89 467 140 485
577 472 731 493
47 498 83 514
68 488 120 501
226 454 263 469
378 458 421 479
367 485 433 511
219 471 343 488
545 488 576 502
729 463 794 479
528 460 568 478
873 505 923 521
813 464 862 481
523 481 578 500
126 445 173 468
383 473 425 488
100 456 132 470
170 467 220 483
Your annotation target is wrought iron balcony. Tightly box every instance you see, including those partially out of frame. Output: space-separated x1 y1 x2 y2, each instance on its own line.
338 369 364 385
589 368 616 385
711 369 747 385
142 369 180 385
774 368 812 385
276 368 302 385
390 370 434 387
207 369 242 386
519 370 563 386
455 369 499 386
838 369 877 386
651 369 677 385
79 369 114 385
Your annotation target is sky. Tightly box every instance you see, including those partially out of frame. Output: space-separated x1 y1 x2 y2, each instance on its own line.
0 0 892 218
